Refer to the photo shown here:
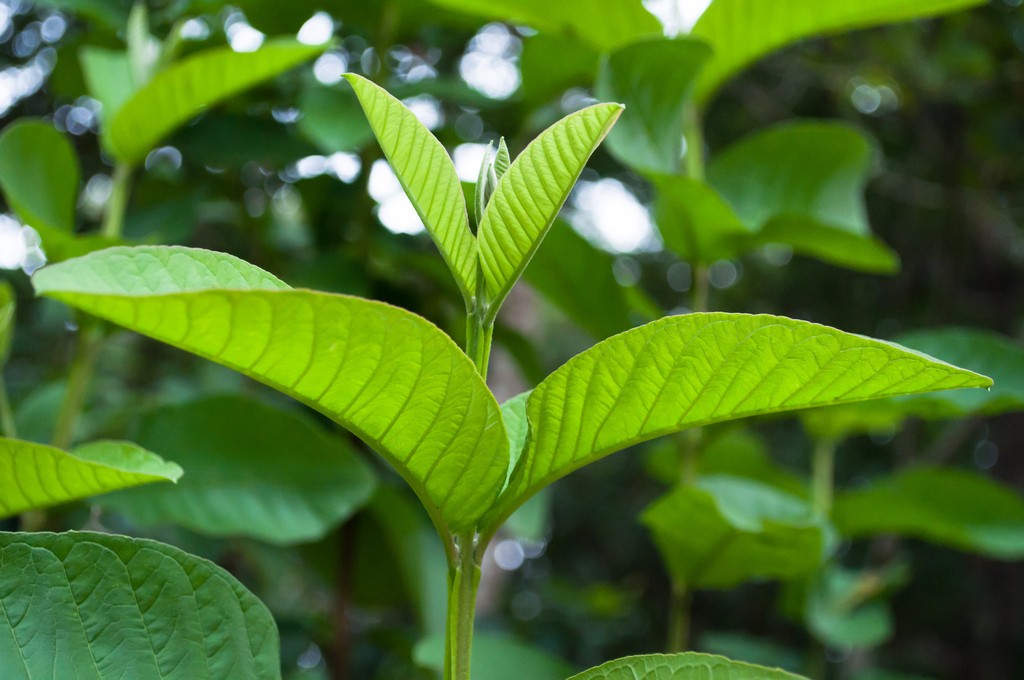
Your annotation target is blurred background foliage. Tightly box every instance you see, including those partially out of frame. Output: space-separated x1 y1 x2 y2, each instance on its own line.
0 0 1022 678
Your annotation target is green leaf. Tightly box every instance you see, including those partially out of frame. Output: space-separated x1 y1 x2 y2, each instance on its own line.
567 652 807 680
344 74 477 306
803 565 896 649
425 0 661 51
699 429 809 499
706 121 898 274
486 313 990 528
642 476 827 589
0 437 181 518
79 47 139 122
0 531 280 679
106 39 326 164
98 395 377 545
297 84 375 153
691 0 986 104
0 120 79 234
415 631 574 680
524 219 656 340
0 281 13 365
33 246 508 533
833 467 1024 559
519 34 598 106
651 175 753 265
478 104 622 321
595 38 712 174
802 328 1024 439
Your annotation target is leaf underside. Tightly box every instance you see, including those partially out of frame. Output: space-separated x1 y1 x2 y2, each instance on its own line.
567 652 807 680
33 246 507 533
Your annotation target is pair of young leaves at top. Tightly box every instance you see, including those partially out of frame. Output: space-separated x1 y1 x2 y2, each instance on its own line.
33 74 992 555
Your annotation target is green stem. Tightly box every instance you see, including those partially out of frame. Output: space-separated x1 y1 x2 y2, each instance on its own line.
666 582 692 652
691 264 709 314
683 101 705 182
445 532 481 680
465 312 494 380
101 163 133 239
0 373 15 438
812 438 837 516
51 321 103 450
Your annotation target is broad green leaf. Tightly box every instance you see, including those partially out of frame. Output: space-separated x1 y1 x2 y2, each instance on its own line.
297 84 374 153
0 281 13 365
651 175 753 265
0 531 279 679
33 246 508 533
425 0 661 51
833 467 1024 559
691 0 986 104
706 122 898 274
525 219 657 340
99 395 377 545
79 47 137 122
478 104 622 321
802 328 1024 439
486 313 990 527
520 34 599 106
0 437 181 518
415 631 574 680
642 476 827 589
596 38 712 174
803 565 897 649
106 40 326 164
344 74 477 305
0 120 79 234
568 652 807 680
700 430 809 499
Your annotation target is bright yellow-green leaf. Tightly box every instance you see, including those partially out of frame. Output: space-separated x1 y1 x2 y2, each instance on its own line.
0 531 280 678
33 246 507 533
691 0 987 104
344 74 477 306
568 652 807 680
106 39 326 164
486 313 990 528
478 104 622 321
0 437 181 517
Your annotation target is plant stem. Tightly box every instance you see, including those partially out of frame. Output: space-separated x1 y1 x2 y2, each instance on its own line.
812 438 837 516
102 163 133 239
466 311 494 380
0 374 15 438
445 532 481 680
683 101 705 182
51 321 103 450
691 264 709 314
666 582 692 652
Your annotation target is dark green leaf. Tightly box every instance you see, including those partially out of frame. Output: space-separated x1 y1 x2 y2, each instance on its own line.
297 84 375 154
0 120 79 234
415 631 574 680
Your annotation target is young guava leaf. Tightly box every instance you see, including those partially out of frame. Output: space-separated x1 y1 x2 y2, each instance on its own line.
833 467 1024 559
706 121 897 274
525 220 658 340
567 652 807 680
98 395 377 545
477 103 622 322
32 246 508 533
802 328 1024 440
80 47 135 119
595 38 712 174
501 392 531 486
106 39 327 164
691 0 986 104
344 74 477 306
0 437 181 518
0 531 279 679
485 313 990 528
424 0 661 51
415 630 574 680
0 120 79 235
642 476 828 590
